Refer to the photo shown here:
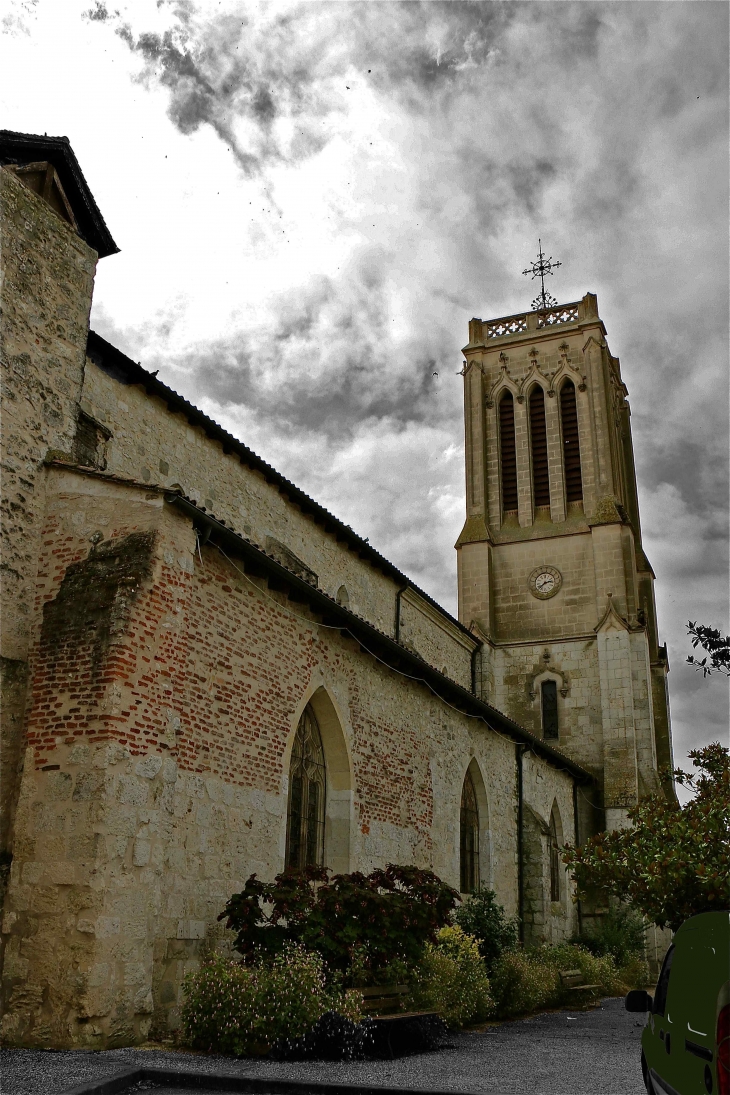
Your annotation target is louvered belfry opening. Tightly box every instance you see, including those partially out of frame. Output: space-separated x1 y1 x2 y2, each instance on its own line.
560 380 583 503
499 391 518 513
529 386 550 509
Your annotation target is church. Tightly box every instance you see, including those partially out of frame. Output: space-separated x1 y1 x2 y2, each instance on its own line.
0 131 673 1048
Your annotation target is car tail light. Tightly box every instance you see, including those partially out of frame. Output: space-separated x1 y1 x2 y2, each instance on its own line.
718 1004 730 1095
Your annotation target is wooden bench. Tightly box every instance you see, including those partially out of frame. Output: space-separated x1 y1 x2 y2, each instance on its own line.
559 968 602 1003
359 984 410 1016
358 985 442 1058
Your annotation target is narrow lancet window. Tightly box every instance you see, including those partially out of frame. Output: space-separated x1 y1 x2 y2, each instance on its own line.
541 680 559 740
549 812 561 902
499 392 518 513
529 386 550 509
286 706 326 870
560 380 583 503
460 769 480 893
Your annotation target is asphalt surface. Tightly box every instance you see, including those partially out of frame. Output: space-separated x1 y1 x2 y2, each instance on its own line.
0 997 648 1095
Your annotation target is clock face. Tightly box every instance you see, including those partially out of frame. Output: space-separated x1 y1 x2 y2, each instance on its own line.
528 565 562 600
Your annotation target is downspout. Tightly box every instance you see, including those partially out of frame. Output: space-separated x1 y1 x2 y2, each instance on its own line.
394 585 408 643
470 641 482 697
516 743 527 944
572 780 583 938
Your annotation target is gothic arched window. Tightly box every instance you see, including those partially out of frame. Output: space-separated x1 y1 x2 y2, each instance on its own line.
560 380 583 503
460 769 480 894
549 811 561 902
529 386 550 509
286 706 326 870
499 391 518 514
541 680 559 740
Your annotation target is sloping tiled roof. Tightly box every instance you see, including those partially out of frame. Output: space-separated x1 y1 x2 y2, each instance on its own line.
0 130 119 257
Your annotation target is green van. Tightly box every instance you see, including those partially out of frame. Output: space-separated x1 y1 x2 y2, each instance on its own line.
626 911 730 1095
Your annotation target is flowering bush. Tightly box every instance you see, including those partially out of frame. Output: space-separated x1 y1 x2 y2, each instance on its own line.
410 925 493 1028
180 945 361 1056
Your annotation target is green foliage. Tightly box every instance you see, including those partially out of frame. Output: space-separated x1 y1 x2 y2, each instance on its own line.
687 622 730 677
571 905 647 967
489 950 561 1019
563 743 730 931
454 888 519 973
540 943 624 997
489 943 634 1019
218 864 460 980
410 925 493 1028
616 954 650 989
180 945 362 1056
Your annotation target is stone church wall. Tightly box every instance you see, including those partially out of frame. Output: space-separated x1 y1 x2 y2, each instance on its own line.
0 168 97 864
0 466 578 1046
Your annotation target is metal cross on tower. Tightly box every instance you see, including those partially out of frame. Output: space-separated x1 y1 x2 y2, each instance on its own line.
522 239 562 311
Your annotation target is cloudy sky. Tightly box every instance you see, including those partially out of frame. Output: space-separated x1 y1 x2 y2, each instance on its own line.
2 0 728 788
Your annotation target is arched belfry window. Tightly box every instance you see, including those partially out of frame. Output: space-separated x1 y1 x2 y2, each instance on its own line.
541 680 559 740
286 706 326 870
529 386 550 509
498 391 518 514
560 380 583 503
460 769 480 893
549 811 561 902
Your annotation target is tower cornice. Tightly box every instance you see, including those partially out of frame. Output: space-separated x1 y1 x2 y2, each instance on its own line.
463 293 607 356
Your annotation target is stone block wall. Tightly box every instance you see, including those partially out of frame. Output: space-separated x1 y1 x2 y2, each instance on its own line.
0 167 97 866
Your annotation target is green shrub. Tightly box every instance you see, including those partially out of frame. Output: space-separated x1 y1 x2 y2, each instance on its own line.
454 889 519 973
410 925 493 1028
181 945 361 1056
571 905 648 968
489 950 561 1018
616 955 650 989
540 943 624 998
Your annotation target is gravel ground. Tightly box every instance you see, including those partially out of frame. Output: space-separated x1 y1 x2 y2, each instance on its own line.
0 997 648 1095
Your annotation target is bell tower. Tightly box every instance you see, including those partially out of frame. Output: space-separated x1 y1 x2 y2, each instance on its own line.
456 278 673 831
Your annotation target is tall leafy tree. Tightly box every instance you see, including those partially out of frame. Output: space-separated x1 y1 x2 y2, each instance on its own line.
687 621 730 676
563 743 730 931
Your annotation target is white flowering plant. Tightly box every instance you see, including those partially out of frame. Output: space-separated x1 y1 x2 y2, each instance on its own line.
181 944 362 1056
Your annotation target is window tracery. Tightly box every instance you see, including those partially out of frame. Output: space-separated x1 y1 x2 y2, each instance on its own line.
460 769 480 893
286 705 326 870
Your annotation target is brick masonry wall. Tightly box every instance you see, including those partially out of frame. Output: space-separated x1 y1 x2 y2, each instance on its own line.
0 468 577 1046
0 167 97 862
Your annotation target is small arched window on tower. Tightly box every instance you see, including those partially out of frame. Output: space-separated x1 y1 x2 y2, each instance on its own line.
499 391 518 515
460 769 480 893
560 380 583 504
286 706 326 870
529 386 550 510
541 680 559 740
549 811 561 902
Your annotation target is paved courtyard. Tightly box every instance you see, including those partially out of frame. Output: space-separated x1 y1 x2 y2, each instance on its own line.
0 997 648 1095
